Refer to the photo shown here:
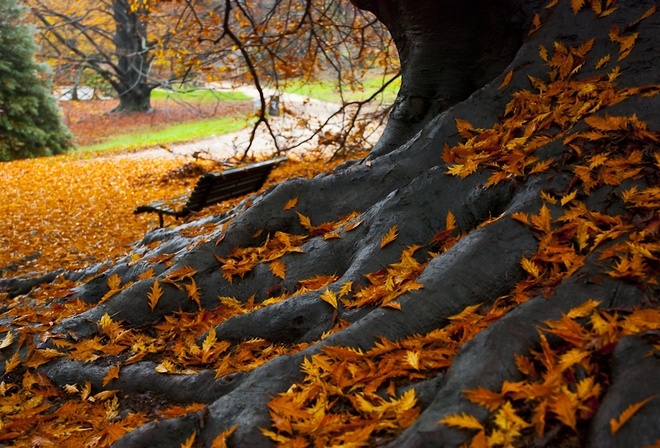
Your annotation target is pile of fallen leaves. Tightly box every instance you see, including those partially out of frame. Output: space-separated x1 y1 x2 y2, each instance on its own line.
0 146 362 278
0 2 658 447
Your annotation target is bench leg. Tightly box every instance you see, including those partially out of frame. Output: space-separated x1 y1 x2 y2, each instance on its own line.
158 213 164 228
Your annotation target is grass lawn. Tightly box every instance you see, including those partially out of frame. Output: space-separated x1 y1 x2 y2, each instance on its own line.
78 116 251 153
151 88 251 103
283 75 400 103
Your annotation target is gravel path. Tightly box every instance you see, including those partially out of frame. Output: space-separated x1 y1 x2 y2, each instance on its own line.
127 84 385 161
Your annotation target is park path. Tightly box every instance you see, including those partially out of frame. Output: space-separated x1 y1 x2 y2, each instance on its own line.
127 84 384 161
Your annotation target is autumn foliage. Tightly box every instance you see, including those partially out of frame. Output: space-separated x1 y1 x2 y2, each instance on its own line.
1 1 659 447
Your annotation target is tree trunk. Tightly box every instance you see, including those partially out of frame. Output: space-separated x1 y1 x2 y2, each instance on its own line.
1 1 659 447
111 0 153 112
352 0 533 158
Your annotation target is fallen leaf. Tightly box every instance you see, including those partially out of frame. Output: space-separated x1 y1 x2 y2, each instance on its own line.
380 225 399 248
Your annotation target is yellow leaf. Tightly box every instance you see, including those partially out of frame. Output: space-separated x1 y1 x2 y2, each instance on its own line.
269 259 286 279
283 197 298 210
380 225 399 248
440 412 484 431
320 289 338 309
521 257 541 278
64 383 79 394
500 70 514 89
202 327 217 354
107 273 122 291
148 280 163 311
103 365 121 386
560 190 578 206
558 348 589 370
323 231 341 240
493 401 530 433
406 350 420 370
539 45 549 62
610 397 653 434
155 360 176 374
0 331 14 349
180 432 196 448
339 281 353 298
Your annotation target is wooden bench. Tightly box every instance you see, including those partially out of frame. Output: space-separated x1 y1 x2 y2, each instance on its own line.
134 157 287 227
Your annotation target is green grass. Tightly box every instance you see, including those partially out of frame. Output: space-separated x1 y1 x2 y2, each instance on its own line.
283 76 400 103
151 89 251 103
78 116 250 153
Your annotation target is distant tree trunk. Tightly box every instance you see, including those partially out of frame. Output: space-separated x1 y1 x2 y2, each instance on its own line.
111 0 154 112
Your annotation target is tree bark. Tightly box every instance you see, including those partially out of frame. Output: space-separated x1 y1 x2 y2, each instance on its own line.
2 1 659 447
111 0 154 112
352 0 535 158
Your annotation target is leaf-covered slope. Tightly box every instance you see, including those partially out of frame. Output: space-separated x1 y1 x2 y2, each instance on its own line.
0 1 659 447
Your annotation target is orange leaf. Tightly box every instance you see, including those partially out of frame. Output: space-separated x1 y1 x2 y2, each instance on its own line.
180 432 196 448
446 210 457 231
107 273 122 291
571 0 586 14
455 118 475 139
500 70 514 89
283 197 298 210
550 392 578 429
164 265 197 283
440 412 484 430
103 365 121 386
610 397 653 434
380 225 399 248
269 259 286 280
464 387 506 411
211 425 237 448
148 280 163 311
185 279 201 308
528 14 542 35
531 204 553 234
296 212 314 232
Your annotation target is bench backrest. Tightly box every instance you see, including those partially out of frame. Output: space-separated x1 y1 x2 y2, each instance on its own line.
184 157 287 212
